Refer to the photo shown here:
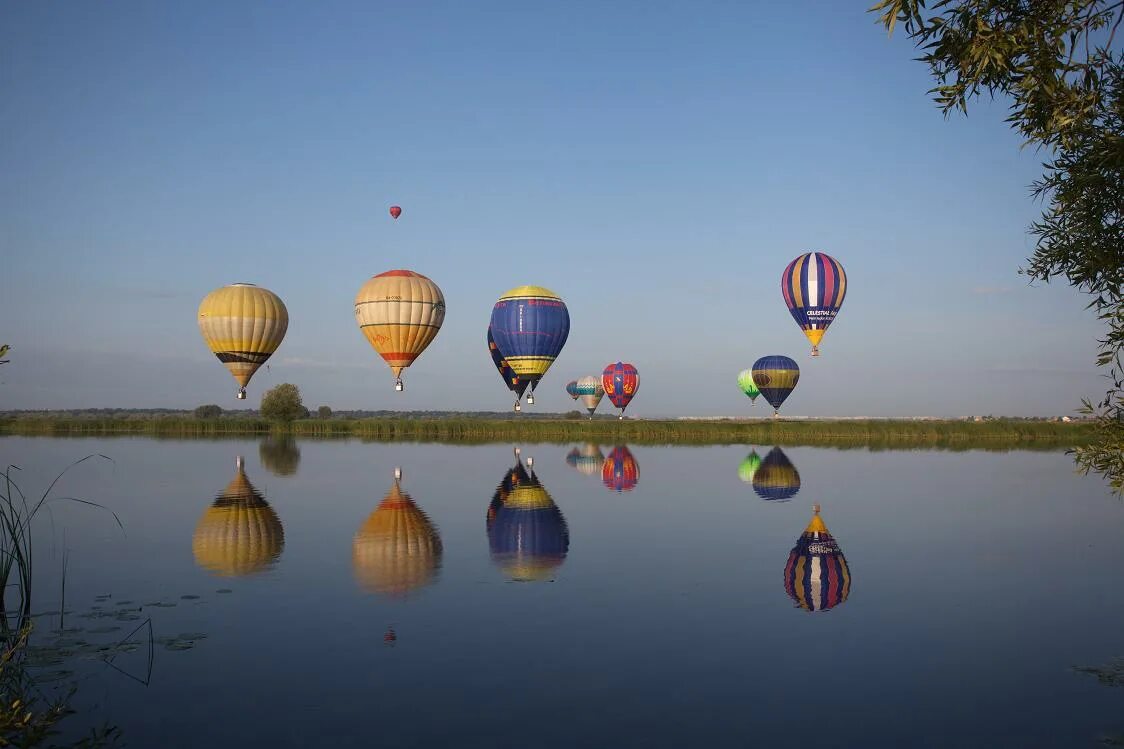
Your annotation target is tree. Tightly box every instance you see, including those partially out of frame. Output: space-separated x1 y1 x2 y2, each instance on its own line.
873 0 1123 489
193 404 222 419
317 405 332 419
260 383 305 423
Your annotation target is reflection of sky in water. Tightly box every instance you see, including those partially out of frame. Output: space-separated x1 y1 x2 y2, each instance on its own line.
7 437 1124 748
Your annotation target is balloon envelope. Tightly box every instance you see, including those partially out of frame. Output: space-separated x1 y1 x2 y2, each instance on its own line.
737 369 761 403
602 445 639 492
197 283 288 397
784 506 851 612
575 375 605 415
565 380 580 399
751 355 799 413
489 286 570 383
752 447 801 501
782 252 847 355
389 205 402 219
602 362 639 412
569 444 605 476
737 450 763 483
355 270 446 381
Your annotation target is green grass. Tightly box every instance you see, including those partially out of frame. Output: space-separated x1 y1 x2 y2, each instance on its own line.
0 415 1095 449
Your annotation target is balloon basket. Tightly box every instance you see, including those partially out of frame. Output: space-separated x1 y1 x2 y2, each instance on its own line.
237 389 247 400
526 393 535 405
394 379 404 392
514 402 521 412
811 347 820 357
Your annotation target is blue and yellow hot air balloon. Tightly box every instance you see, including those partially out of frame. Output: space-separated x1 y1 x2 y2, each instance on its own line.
737 369 761 406
782 252 847 357
751 355 800 416
489 286 570 410
784 504 851 612
487 461 569 581
601 445 639 493
488 326 530 409
752 447 800 501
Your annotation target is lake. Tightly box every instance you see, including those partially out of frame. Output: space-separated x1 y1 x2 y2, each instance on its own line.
3 436 1122 748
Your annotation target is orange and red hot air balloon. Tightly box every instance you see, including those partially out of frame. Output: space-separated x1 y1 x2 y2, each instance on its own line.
389 205 402 220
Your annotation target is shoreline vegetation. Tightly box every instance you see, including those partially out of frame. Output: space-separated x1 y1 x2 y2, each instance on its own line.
0 413 1095 450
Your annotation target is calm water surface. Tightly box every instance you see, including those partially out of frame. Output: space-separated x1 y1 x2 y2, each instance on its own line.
3 437 1123 748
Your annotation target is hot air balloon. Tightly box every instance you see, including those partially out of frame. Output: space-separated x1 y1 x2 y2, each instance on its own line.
198 283 289 400
752 447 801 501
566 444 604 477
738 450 763 483
601 445 639 492
488 327 530 410
737 369 761 405
487 460 569 581
355 270 446 391
751 355 799 416
489 286 570 410
565 380 580 400
259 435 300 477
602 362 639 419
192 456 284 577
784 504 851 612
389 205 402 220
575 375 605 419
782 252 847 356
353 471 443 598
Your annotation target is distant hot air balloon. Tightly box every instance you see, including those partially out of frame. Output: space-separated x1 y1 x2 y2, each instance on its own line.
198 283 288 400
782 252 847 356
601 445 639 492
355 270 446 391
389 205 402 220
738 450 763 484
784 504 851 612
602 362 639 419
565 380 580 400
353 473 443 598
751 355 799 416
489 286 570 410
737 369 761 405
566 444 605 477
575 375 605 419
487 461 569 581
752 447 801 501
192 456 284 576
488 327 530 409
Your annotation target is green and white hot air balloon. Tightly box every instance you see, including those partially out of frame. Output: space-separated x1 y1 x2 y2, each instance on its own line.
737 369 760 405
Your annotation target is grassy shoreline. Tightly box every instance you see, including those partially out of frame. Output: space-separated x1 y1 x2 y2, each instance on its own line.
0 416 1094 449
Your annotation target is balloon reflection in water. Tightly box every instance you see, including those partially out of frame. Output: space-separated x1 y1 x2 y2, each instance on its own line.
353 473 443 598
752 447 801 501
193 456 284 577
738 450 763 484
487 459 569 581
565 444 605 477
259 435 300 477
601 445 639 493
784 504 851 612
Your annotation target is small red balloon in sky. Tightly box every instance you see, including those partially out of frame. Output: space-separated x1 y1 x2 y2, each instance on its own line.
389 206 402 220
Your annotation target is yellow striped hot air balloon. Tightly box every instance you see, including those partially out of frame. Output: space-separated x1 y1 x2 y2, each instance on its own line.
192 457 284 577
352 474 443 597
198 283 289 400
355 270 446 391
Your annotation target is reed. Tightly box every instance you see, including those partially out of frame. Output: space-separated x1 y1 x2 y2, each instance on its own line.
0 415 1095 449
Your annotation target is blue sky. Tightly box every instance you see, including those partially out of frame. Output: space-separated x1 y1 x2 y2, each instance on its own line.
0 1 1106 417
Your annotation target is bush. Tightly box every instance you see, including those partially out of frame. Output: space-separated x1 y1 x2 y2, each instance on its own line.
317 405 332 419
564 410 583 420
260 384 304 423
193 404 223 419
